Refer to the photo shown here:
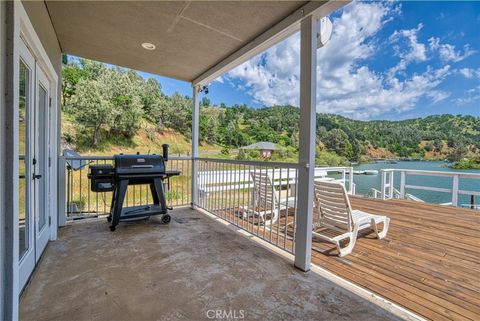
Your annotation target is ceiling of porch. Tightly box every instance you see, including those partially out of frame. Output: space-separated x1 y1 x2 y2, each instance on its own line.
45 1 313 82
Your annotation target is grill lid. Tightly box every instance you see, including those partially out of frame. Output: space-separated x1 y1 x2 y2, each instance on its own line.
114 154 166 175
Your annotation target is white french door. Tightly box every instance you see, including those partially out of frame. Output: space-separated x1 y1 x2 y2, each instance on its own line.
18 38 51 290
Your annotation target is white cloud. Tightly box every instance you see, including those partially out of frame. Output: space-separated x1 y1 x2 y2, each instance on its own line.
429 37 476 62
455 86 480 108
391 24 427 62
228 37 301 107
387 23 428 79
456 86 480 105
427 90 451 103
457 68 480 79
225 2 471 119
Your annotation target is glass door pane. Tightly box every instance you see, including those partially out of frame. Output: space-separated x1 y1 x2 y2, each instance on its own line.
37 85 48 230
19 60 30 258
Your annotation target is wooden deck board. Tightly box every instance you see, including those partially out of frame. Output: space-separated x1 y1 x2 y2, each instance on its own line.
209 196 480 321
320 197 480 321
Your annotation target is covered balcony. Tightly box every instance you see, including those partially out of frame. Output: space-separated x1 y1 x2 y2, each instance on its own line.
21 156 480 321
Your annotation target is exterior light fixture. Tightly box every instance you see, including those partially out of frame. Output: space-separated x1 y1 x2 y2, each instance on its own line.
200 85 209 94
317 16 332 48
141 42 156 50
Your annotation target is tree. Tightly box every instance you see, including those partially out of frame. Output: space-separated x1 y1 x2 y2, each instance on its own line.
79 58 106 80
163 92 192 136
324 128 352 159
140 78 169 128
98 68 144 138
200 107 223 143
424 142 434 152
201 97 211 107
68 78 112 146
448 143 468 162
61 62 88 108
433 139 443 152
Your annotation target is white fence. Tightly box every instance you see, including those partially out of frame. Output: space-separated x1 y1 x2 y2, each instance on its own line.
380 169 480 207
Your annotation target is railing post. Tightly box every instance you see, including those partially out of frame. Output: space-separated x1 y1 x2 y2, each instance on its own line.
348 167 354 195
57 156 67 227
380 170 386 200
294 15 318 272
452 175 459 207
191 85 200 209
389 171 394 199
400 171 405 199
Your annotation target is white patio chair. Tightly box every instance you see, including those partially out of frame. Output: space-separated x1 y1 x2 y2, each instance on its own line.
313 180 390 257
240 172 295 226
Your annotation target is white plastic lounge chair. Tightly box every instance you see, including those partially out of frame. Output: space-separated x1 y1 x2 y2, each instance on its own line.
240 172 295 226
313 180 390 257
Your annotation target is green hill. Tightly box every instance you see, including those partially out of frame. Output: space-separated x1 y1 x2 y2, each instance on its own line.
61 57 480 165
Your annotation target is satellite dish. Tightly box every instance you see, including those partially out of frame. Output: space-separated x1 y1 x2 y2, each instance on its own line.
317 16 333 48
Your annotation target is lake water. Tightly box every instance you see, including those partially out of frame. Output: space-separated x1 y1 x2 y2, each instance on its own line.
345 161 480 207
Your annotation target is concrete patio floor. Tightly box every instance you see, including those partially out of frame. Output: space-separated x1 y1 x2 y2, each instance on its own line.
20 208 399 321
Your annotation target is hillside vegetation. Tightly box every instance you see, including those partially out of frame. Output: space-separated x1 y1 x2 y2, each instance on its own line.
62 57 480 166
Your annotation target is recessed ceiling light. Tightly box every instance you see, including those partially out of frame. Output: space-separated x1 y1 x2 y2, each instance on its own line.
141 42 156 50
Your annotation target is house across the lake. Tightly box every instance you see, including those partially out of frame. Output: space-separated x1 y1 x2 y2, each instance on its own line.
240 141 277 158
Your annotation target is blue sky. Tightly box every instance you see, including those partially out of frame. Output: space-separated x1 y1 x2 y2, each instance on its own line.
140 1 480 120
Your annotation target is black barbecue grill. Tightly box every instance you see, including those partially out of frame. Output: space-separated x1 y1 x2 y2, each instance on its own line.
88 144 180 231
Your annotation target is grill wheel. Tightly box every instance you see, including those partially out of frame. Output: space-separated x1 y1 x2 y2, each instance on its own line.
162 214 171 224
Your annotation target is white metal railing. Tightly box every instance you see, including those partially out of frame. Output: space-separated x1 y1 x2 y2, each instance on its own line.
195 158 301 253
197 162 354 196
380 169 480 207
57 155 191 224
371 186 406 200
194 158 355 253
57 154 356 252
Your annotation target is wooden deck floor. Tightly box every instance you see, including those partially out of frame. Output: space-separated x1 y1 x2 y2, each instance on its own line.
313 197 480 321
211 197 480 321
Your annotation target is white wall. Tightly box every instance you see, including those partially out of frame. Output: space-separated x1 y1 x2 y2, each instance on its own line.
2 2 62 319
0 1 6 318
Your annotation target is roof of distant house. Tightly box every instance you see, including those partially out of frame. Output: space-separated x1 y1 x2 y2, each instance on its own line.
240 142 277 150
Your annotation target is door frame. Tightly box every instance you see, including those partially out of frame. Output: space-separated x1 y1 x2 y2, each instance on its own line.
17 3 59 243
4 1 59 319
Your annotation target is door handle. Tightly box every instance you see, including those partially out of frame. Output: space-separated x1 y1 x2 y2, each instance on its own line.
33 174 42 180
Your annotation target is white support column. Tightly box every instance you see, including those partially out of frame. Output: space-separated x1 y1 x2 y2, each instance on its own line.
191 85 200 209
294 15 318 272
